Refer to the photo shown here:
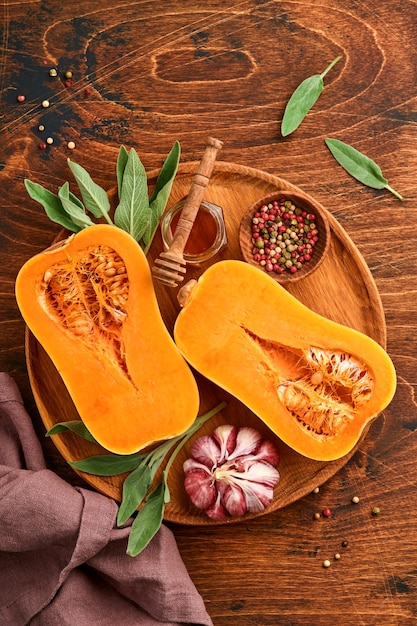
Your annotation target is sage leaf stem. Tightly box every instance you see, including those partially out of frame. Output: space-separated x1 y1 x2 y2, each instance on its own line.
164 401 227 476
281 55 342 137
325 138 403 200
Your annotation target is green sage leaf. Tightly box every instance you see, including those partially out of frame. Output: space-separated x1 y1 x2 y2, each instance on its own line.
148 141 180 205
116 145 129 199
143 140 181 252
117 463 153 526
58 182 94 228
46 420 97 442
281 56 342 137
67 158 113 222
126 482 167 557
69 453 143 476
325 138 403 200
24 179 81 232
114 148 150 241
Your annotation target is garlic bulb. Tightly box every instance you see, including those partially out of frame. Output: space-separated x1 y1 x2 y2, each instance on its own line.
183 425 280 520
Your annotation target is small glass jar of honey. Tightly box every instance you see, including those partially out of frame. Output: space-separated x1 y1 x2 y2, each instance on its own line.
161 199 227 264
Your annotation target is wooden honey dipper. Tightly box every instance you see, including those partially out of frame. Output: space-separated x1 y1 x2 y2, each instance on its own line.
152 137 223 287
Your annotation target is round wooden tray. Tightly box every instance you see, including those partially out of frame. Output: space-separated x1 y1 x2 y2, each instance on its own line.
26 161 387 526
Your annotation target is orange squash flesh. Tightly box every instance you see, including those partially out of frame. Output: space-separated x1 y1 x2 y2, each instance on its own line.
174 260 397 461
16 224 200 454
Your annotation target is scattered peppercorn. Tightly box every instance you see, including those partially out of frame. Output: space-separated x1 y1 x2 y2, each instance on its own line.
371 506 380 516
41 99 50 108
322 507 332 518
352 496 360 504
341 540 348 548
46 137 54 145
17 94 26 102
39 142 47 150
67 141 76 150
64 79 73 88
334 553 341 560
313 487 320 494
250 198 319 275
38 124 45 132
323 560 331 568
64 70 73 79
84 88 92 97
49 68 58 77
313 512 321 520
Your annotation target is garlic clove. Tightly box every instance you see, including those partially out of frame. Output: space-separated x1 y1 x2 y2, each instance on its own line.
217 482 247 517
183 457 212 474
237 459 280 487
184 466 217 510
220 459 280 512
227 426 263 460
212 424 237 462
238 478 276 513
190 434 222 467
206 492 229 521
248 439 280 466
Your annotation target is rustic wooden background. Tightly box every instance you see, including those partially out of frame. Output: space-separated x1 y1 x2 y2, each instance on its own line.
1 1 416 624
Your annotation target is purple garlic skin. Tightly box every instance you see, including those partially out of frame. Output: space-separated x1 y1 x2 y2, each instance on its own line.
183 425 280 520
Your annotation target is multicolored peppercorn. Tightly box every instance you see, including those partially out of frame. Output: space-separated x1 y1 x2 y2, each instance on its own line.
250 198 319 275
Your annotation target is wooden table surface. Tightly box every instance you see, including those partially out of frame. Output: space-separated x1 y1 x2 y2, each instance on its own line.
1 2 416 624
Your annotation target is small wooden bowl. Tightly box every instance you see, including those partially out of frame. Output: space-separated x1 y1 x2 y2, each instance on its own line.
239 192 331 284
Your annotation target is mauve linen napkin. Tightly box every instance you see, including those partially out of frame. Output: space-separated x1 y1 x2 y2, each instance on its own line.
0 372 213 626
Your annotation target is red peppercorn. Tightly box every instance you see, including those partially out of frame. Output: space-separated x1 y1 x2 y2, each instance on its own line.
39 142 47 150
17 94 26 102
322 507 332 517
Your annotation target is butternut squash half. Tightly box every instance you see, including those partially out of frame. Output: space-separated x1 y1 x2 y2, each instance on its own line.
174 260 396 461
16 224 200 454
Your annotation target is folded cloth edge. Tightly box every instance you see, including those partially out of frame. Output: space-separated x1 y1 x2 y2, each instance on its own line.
0 372 214 626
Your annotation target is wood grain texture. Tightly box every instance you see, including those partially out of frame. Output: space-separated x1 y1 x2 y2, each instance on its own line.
1 1 417 624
